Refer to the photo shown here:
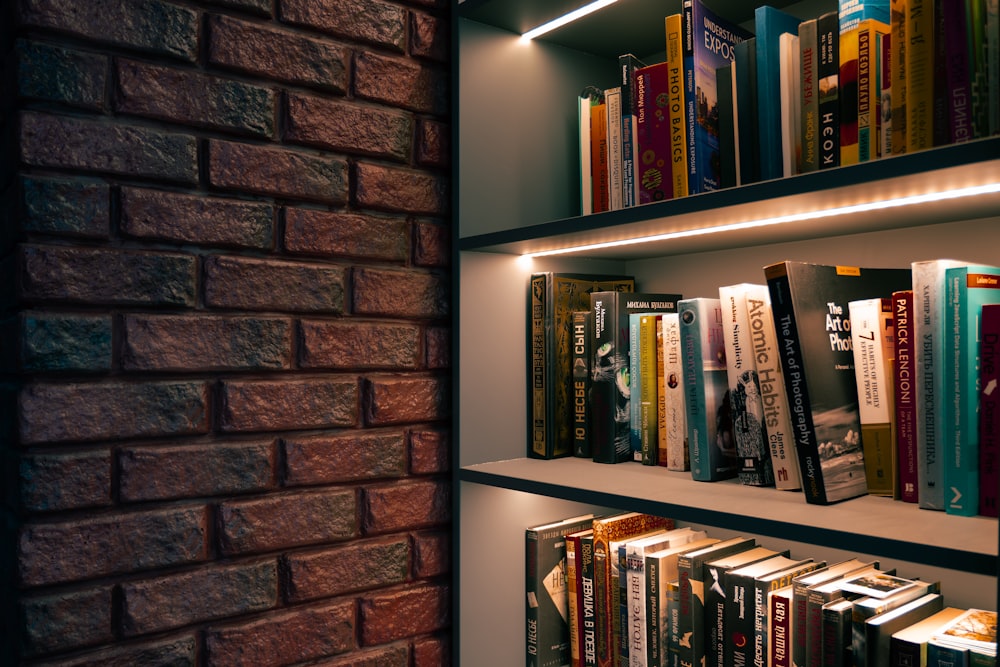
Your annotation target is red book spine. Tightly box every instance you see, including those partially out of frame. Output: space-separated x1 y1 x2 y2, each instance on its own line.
893 290 919 503
633 62 673 205
978 303 1000 516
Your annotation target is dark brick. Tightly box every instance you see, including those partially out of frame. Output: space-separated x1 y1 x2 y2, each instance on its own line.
16 39 107 110
355 162 448 216
20 175 110 238
285 93 411 161
280 0 405 51
284 537 408 602
359 583 450 645
20 111 198 184
208 139 348 204
299 320 420 370
116 59 275 137
204 255 345 313
424 325 450 370
413 530 450 578
220 378 358 433
122 314 292 371
19 380 209 444
208 0 271 14
284 431 406 485
19 587 113 656
352 267 449 319
121 186 274 249
23 635 198 667
310 645 409 667
122 560 278 636
410 11 448 63
18 244 197 307
119 440 276 501
416 118 449 168
217 489 356 555
20 312 112 372
413 635 450 667
18 506 209 586
19 0 199 60
364 375 449 426
284 208 407 261
208 14 347 92
205 600 355 667
354 51 447 115
20 450 112 512
362 479 450 534
409 428 449 475
413 220 450 268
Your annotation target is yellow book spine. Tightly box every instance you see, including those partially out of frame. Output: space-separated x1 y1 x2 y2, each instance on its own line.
839 24 861 166
905 0 934 151
665 13 688 199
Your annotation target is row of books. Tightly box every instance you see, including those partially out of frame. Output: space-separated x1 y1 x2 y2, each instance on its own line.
580 0 1000 214
526 512 997 667
528 258 1000 515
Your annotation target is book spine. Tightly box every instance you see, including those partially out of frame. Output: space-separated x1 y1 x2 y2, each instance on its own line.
626 547 648 667
941 0 973 144
567 535 583 667
645 554 661 667
591 292 620 464
634 64 674 205
682 0 696 194
573 310 592 458
655 316 667 466
877 30 891 158
592 101 610 212
889 635 921 667
619 54 644 208
905 0 934 151
818 11 841 169
527 528 541 665
771 591 793 667
821 602 852 667
665 14 688 198
890 0 908 154
734 37 760 185
927 640 970 667
799 18 820 172
839 22 861 166
856 22 879 162
893 291 919 502
529 274 553 458
755 6 801 181
979 304 1000 516
630 313 644 461
662 313 689 471
606 87 624 211
581 535 598 667
639 315 659 467
792 582 811 667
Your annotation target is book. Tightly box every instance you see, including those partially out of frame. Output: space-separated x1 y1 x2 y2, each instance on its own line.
839 19 862 166
661 312 689 471
717 63 737 188
839 0 891 32
943 264 1000 515
990 0 1000 136
764 260 912 504
634 62 674 205
568 527 595 667
754 5 802 182
679 297 737 482
905 0 935 152
821 597 857 667
747 286 802 490
605 86 624 211
877 29 891 158
749 560 824 667
963 0 989 141
676 536 757 667
769 584 796 667
889 0 908 154
579 86 601 215
979 303 1000 516
805 563 887 667
799 16 820 172
912 259 971 510
619 54 647 208
890 606 968 667
857 20 891 162
719 283 776 487
930 608 998 658
817 11 841 169
592 96 610 212
616 529 671 666
850 578 941 667
892 290 919 502
665 13 689 199
640 314 663 464
848 297 897 497
779 32 802 177
573 310 594 458
526 513 597 667
862 592 945 667
734 37 760 185
581 531 599 666
682 0 753 193
529 273 635 459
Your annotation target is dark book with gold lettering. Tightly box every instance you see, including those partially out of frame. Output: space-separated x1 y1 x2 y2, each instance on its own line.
528 273 634 459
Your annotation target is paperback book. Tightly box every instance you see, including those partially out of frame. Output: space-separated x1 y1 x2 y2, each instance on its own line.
979 304 1000 516
661 312 689 471
892 290 919 503
619 54 647 208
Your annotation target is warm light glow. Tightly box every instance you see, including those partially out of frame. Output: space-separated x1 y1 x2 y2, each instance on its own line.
515 254 535 270
522 183 1000 258
520 0 619 41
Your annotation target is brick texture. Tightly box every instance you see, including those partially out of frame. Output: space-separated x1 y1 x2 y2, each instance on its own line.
4 0 452 662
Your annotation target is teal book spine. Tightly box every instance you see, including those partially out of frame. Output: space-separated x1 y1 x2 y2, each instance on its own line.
754 5 802 182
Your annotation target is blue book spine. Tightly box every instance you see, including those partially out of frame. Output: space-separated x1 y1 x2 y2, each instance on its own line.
755 5 802 182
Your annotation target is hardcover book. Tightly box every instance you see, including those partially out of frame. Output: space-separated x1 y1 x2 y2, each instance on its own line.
581 532 598 666
904 0 934 152
592 97 610 212
779 32 801 177
526 513 596 667
817 11 841 169
890 606 967 667
769 584 796 667
682 0 753 193
850 578 941 667
979 303 1000 517
799 16 820 172
747 560 823 667
573 310 593 458
629 313 664 464
764 260 912 504
821 597 857 667
661 312 689 471
734 37 760 185
634 62 674 205
605 86 624 211
619 54 647 208
862 592 945 667
889 0 907 155
892 290 919 503
529 273 634 459
579 87 602 215
679 297 737 481
804 564 888 667
754 5 802 182
929 608 998 660
567 527 595 666
717 63 737 187
665 13 689 199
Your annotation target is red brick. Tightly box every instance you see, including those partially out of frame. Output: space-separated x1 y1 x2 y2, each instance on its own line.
17 506 209 586
409 429 449 475
121 186 274 249
284 537 409 602
424 325 450 370
119 440 276 502
19 0 199 60
18 244 197 307
309 645 409 667
16 39 107 110
26 636 198 667
204 255 345 313
284 207 408 261
355 162 448 216
359 583 450 645
284 431 406 485
122 314 292 371
20 175 110 239
208 14 348 92
414 219 450 268
416 118 449 168
121 560 278 636
19 586 113 656
280 0 405 51
363 376 449 426
362 479 450 534
20 111 198 183
19 450 112 512
218 490 357 555
413 635 451 667
352 267 449 319
354 52 448 115
300 320 420 370
116 59 275 137
286 93 411 161
19 381 209 445
410 11 449 63
209 139 348 205
220 378 358 433
205 601 356 667
413 530 450 578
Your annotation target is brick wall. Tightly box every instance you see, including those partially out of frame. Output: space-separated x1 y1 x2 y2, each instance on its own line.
2 0 451 664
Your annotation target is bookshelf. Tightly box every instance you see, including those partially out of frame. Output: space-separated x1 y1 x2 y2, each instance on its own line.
453 1 1000 665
